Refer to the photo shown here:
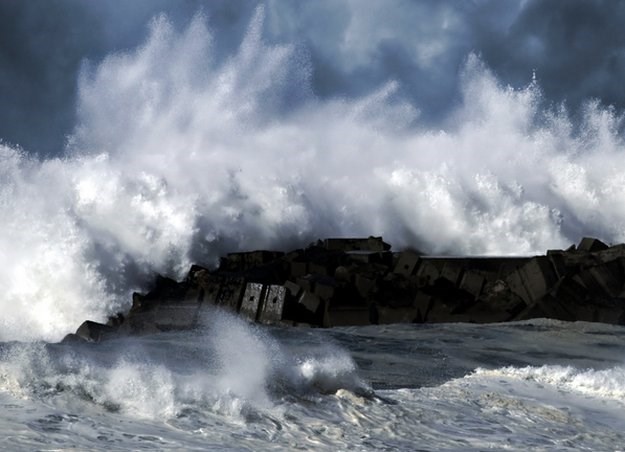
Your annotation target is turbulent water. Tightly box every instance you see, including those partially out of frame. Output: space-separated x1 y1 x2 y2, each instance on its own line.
0 315 624 450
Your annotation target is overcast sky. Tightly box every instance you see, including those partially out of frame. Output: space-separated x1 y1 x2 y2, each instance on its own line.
2 0 625 156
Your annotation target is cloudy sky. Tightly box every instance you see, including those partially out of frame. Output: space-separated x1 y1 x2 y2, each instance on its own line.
2 0 624 156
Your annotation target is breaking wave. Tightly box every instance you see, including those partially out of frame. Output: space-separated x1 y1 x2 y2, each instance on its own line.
2 6 625 340
0 310 369 421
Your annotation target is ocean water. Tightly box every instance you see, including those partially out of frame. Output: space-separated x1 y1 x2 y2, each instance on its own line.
1 313 624 450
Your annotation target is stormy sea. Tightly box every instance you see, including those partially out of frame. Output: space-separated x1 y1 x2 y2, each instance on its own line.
3 2 625 450
2 318 625 450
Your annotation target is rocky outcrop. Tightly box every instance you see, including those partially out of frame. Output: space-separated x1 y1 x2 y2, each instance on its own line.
63 236 625 342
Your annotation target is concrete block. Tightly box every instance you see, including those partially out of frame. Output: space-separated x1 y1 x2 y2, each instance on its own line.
240 283 265 321
415 260 440 287
198 277 222 304
393 251 420 277
323 236 391 252
578 262 624 298
258 285 287 323
459 271 485 299
440 262 464 286
314 279 336 300
153 305 200 330
516 295 575 322
354 273 376 298
296 275 314 292
346 251 392 266
414 292 432 322
595 244 625 263
578 237 609 252
182 287 203 305
222 250 285 272
547 250 568 278
290 261 308 278
309 262 328 276
553 277 587 305
284 280 302 298
423 298 455 323
334 265 351 282
116 310 160 335
215 278 246 312
505 257 559 304
298 291 321 314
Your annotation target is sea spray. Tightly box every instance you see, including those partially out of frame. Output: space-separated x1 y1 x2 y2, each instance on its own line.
0 309 367 423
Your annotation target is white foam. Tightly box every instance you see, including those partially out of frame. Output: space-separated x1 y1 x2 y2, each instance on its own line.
473 365 625 402
2 7 625 339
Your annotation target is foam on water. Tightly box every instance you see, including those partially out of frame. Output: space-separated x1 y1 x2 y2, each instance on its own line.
473 364 625 402
0 320 624 449
0 309 368 425
2 6 625 340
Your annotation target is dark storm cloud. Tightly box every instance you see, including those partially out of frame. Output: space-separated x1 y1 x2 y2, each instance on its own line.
1 0 625 155
471 0 625 111
0 0 258 156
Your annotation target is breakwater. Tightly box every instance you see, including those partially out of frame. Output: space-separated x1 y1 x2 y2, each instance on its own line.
65 236 625 342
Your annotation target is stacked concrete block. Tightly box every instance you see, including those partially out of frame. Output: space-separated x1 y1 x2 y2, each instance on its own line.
440 262 464 286
415 260 440 288
458 271 486 299
353 273 376 298
64 235 625 342
577 237 609 253
323 236 391 252
258 285 288 324
220 250 285 272
240 283 265 321
577 262 623 298
393 251 420 277
505 257 559 305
